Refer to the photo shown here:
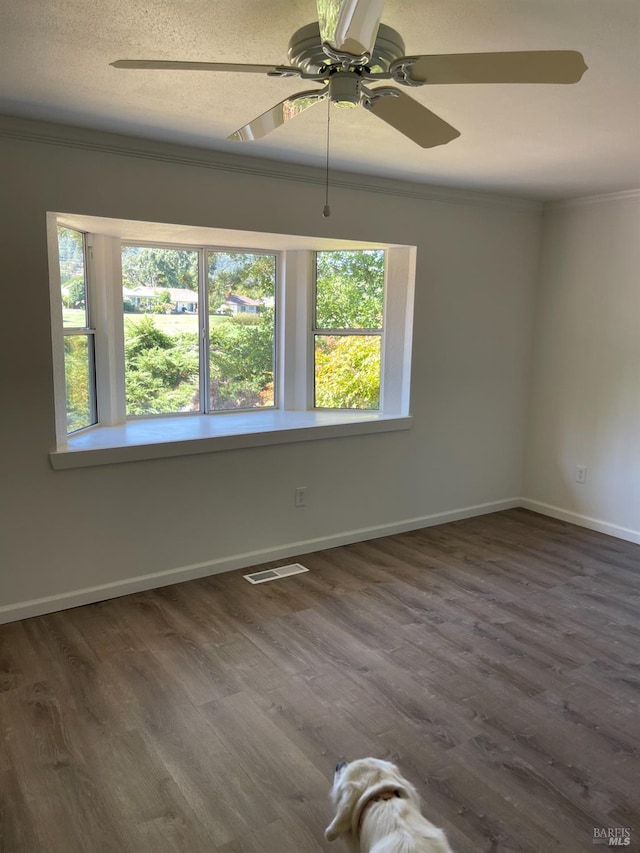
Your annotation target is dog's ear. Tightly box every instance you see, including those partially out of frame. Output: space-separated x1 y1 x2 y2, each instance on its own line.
325 782 357 842
383 761 421 809
398 776 421 808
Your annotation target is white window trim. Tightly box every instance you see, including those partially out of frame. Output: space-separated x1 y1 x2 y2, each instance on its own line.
48 214 415 469
48 410 411 469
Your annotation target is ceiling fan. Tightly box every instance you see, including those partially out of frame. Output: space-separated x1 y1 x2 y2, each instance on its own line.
111 0 587 149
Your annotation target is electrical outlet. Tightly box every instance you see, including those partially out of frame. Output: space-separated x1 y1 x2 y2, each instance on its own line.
576 465 587 484
294 486 307 507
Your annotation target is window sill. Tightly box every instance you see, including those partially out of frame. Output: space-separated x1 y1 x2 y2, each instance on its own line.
49 411 412 469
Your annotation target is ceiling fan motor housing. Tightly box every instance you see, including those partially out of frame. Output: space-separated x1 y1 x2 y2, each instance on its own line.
287 21 406 76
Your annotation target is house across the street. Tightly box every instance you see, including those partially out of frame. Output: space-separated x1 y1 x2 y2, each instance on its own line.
223 293 262 314
122 287 263 314
123 286 198 313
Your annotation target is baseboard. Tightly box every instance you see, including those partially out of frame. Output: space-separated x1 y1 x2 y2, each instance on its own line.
5 496 636 625
521 499 640 545
0 497 519 625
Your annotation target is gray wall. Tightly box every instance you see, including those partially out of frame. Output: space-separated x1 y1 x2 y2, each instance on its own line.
0 117 540 620
524 193 640 541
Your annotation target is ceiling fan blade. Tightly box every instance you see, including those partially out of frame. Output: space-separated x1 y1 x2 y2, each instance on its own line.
365 88 460 148
228 89 328 141
401 50 588 85
111 60 288 74
317 0 385 57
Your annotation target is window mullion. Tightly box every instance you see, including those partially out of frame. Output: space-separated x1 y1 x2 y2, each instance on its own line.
200 248 209 414
305 251 314 410
90 234 126 425
281 250 313 411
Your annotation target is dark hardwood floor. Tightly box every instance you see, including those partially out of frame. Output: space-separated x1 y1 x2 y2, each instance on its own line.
1 508 639 852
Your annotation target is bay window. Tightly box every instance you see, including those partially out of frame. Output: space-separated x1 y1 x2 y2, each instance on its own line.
47 214 415 468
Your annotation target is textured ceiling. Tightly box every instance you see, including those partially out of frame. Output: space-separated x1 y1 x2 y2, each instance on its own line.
1 0 638 200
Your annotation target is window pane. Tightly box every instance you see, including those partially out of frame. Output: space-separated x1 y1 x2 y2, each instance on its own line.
208 252 276 410
58 227 88 328
122 246 200 416
314 335 381 410
64 334 94 432
315 250 384 330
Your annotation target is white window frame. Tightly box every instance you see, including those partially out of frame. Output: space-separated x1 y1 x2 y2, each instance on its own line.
312 249 385 412
117 242 280 418
47 214 415 469
48 222 99 435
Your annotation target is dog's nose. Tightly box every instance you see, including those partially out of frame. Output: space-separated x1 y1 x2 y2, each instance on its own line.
335 761 347 774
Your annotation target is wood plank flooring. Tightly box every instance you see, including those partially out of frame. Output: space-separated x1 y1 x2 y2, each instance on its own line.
1 508 639 852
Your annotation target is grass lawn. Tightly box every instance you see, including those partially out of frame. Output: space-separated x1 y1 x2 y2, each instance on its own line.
63 310 229 335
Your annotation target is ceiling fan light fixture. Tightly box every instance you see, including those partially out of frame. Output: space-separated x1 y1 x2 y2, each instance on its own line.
333 99 359 109
329 71 361 108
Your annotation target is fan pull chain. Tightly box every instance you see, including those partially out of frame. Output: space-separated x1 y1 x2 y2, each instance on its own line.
322 95 331 217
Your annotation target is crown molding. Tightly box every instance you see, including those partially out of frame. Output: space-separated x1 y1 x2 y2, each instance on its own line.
0 113 541 214
546 188 640 211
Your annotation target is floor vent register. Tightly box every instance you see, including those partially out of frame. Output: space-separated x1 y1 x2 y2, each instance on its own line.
244 563 309 584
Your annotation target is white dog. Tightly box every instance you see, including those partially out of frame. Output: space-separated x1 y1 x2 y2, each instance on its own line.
325 758 454 853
